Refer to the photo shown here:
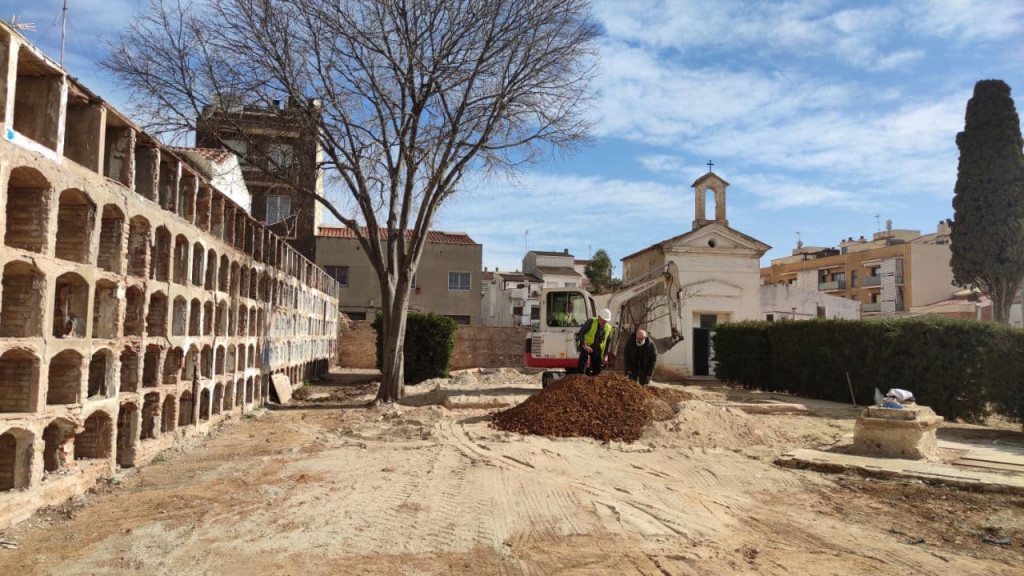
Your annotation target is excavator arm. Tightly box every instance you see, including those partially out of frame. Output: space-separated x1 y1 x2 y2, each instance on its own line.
608 262 685 355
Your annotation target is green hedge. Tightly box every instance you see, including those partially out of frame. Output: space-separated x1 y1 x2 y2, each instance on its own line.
713 317 1021 424
984 326 1024 424
373 311 457 385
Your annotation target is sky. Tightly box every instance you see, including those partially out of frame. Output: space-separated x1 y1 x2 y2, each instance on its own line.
5 0 1024 275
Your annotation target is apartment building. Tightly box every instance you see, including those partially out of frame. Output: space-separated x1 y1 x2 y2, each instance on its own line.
317 227 482 324
760 221 955 317
0 22 338 528
196 100 324 261
480 269 544 326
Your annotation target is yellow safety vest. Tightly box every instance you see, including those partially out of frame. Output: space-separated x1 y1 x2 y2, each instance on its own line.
583 318 612 353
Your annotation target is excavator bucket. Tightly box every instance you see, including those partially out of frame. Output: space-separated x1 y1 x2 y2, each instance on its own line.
651 336 681 354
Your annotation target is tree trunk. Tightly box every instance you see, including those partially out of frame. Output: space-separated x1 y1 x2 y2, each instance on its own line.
375 285 411 403
992 280 1016 324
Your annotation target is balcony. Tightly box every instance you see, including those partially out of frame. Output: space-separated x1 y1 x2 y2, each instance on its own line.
862 302 904 314
818 279 847 291
509 287 529 302
862 276 881 287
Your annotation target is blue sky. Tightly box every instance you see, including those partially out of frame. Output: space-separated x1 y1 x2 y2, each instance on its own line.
6 0 1024 275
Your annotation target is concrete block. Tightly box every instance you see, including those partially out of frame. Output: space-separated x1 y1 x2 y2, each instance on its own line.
851 404 943 460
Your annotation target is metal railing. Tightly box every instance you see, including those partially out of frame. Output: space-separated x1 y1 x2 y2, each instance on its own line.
818 279 847 291
862 276 881 286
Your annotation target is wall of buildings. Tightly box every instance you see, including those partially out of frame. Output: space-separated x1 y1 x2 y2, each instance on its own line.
759 284 861 320
0 24 338 529
908 243 956 310
317 229 481 324
761 224 956 318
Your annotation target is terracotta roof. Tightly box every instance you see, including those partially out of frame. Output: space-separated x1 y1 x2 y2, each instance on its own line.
318 226 477 245
535 266 581 277
168 146 236 164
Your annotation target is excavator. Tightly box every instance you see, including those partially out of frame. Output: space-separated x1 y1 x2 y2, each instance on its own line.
524 262 686 387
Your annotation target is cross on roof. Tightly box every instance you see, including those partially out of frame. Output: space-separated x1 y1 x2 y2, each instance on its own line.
706 160 714 173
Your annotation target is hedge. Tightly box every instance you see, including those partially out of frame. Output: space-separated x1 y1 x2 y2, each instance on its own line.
373 311 457 385
713 317 1021 424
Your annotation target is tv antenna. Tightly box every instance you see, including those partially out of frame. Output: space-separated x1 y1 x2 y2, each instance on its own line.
873 213 881 232
9 15 37 31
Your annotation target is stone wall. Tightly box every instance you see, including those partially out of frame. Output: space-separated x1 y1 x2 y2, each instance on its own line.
337 320 529 370
0 23 339 529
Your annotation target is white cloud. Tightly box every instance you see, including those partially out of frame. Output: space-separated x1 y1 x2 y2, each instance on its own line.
908 0 1024 41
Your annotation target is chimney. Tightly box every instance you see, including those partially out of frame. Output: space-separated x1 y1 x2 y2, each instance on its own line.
563 248 569 254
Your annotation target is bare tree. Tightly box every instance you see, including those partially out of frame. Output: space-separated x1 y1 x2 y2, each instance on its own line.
102 0 600 402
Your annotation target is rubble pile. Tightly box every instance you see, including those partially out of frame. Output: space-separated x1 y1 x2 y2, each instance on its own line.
491 373 657 443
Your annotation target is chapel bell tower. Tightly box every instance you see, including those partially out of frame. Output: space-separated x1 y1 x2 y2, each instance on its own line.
691 165 729 230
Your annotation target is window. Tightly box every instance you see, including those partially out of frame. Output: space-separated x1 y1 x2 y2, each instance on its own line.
266 194 291 225
448 271 471 291
325 266 349 287
411 274 417 289
546 292 586 327
816 306 826 318
267 144 294 169
766 314 774 322
851 270 858 286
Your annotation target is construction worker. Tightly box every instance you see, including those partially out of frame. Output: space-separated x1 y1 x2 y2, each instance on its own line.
624 329 657 386
553 298 578 327
576 308 612 376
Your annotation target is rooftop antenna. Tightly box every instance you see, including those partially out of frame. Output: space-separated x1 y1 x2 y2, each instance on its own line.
524 230 529 253
795 231 802 249
873 213 881 232
60 0 68 67
9 15 37 31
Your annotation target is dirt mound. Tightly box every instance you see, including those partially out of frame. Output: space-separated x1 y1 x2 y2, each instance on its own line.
644 400 796 449
491 373 655 443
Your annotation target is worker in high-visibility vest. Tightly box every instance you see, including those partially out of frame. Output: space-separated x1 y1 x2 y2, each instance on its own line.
576 308 612 376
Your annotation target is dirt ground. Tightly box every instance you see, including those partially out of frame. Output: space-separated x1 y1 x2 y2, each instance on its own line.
1 368 1022 576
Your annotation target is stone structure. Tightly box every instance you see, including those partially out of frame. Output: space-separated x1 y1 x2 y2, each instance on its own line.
0 23 338 528
852 405 944 461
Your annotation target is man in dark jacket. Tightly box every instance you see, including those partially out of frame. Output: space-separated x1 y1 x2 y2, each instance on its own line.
624 329 657 386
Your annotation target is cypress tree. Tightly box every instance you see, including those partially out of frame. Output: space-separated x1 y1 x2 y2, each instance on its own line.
950 80 1024 324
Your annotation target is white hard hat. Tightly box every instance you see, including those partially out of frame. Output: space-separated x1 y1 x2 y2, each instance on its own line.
599 308 612 322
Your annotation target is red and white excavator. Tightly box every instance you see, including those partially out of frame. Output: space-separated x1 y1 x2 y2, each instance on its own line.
523 262 686 387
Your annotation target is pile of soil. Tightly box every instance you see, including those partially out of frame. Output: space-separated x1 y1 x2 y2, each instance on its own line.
491 373 657 443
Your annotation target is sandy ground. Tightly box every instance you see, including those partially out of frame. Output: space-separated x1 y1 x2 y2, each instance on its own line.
1 368 1022 575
